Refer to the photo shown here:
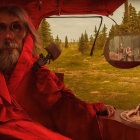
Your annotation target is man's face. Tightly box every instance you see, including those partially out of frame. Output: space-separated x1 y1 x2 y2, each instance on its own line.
0 12 27 74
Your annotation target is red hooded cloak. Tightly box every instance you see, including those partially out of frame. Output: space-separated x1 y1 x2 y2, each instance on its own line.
0 34 104 140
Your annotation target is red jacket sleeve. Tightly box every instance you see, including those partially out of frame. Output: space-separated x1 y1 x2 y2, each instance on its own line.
49 91 104 140
34 67 104 140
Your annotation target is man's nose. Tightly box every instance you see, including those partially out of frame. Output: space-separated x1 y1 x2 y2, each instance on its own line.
5 28 14 39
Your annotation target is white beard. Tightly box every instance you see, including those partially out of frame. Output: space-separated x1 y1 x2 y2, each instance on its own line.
0 42 22 74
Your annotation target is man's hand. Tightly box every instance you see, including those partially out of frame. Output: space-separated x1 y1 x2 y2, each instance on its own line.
101 105 115 117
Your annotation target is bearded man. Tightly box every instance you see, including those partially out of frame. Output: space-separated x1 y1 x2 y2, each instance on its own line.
0 6 115 140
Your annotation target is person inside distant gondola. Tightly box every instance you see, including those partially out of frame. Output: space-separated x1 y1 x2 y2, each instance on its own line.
125 46 134 61
118 43 124 61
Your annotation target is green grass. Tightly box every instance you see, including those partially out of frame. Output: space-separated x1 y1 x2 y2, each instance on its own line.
47 44 140 110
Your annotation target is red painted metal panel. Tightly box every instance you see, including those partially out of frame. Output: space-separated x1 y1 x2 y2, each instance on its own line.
0 0 126 27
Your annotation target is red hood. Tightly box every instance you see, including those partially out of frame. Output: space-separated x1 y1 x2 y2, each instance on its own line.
0 34 34 103
7 35 35 99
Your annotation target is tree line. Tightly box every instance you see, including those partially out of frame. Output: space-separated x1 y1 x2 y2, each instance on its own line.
38 3 139 54
109 3 140 37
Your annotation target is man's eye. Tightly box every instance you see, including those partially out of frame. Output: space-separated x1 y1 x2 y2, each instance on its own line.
0 23 7 33
11 22 23 32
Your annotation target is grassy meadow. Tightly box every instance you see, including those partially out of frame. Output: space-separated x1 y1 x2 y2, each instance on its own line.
47 43 140 110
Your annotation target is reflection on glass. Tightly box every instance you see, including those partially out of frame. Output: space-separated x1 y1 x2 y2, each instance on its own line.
108 35 140 62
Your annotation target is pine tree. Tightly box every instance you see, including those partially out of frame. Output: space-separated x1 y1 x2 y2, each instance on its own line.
96 24 107 49
38 19 53 48
109 25 115 38
101 24 107 48
55 35 60 46
102 24 107 38
89 35 94 45
129 4 139 33
119 24 129 34
84 31 89 50
93 25 99 50
78 34 86 54
138 11 140 33
121 3 139 34
109 3 140 36
123 0 129 24
94 26 98 38
65 36 69 48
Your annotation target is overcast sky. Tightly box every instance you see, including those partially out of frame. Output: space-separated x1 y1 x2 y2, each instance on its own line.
46 0 140 42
